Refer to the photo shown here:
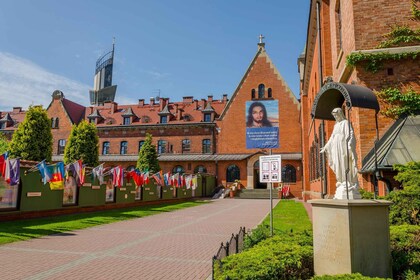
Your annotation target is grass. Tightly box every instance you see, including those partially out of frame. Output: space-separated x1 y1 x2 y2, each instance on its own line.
261 199 312 232
0 200 207 245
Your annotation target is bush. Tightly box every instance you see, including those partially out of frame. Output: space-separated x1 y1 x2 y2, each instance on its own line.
386 190 420 226
390 224 420 279
215 233 314 280
359 189 375 199
311 273 390 279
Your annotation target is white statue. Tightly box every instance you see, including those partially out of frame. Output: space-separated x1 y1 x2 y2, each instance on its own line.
320 108 361 199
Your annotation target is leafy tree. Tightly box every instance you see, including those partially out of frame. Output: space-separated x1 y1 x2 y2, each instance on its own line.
137 133 160 173
9 106 52 161
0 133 9 154
64 120 99 167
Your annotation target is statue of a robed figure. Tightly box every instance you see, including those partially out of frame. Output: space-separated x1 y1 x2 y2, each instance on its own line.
320 108 361 199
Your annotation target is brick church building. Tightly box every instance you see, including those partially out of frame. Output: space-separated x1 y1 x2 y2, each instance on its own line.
1 40 303 196
299 0 420 200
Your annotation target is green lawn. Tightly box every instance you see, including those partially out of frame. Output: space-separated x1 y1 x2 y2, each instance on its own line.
261 199 312 232
0 200 207 245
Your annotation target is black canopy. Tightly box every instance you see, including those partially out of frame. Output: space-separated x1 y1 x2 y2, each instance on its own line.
311 82 380 120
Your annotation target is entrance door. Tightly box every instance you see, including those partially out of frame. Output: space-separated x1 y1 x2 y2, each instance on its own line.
253 160 267 189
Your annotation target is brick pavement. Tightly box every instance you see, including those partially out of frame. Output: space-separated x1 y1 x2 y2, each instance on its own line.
0 199 278 280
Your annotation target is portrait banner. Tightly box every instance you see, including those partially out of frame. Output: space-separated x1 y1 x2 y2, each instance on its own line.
245 100 279 149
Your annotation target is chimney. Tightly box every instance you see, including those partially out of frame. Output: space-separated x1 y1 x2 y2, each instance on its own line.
159 97 168 111
194 100 199 110
138 99 145 106
183 96 193 103
201 99 207 109
150 97 155 105
111 101 118 113
222 94 228 103
207 95 213 102
13 107 22 113
174 103 179 114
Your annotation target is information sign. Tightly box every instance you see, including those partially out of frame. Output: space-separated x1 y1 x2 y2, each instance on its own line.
259 155 282 183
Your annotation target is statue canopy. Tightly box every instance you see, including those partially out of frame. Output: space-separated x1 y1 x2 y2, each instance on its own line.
311 82 380 120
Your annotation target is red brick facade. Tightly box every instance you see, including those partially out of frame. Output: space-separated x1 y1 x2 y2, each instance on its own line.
300 0 420 200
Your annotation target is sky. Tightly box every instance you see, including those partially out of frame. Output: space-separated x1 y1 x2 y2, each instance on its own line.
0 0 309 111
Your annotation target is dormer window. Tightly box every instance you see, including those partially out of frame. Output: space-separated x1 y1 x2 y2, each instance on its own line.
160 116 168 123
0 122 5 129
123 117 131 125
204 113 211 122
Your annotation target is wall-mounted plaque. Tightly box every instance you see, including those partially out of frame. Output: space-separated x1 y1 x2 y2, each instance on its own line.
27 192 42 197
83 183 92 187
91 185 101 189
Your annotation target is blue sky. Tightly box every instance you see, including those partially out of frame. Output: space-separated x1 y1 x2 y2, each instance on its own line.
0 0 309 111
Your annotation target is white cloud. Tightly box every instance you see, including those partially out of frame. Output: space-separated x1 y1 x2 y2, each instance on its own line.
0 52 90 111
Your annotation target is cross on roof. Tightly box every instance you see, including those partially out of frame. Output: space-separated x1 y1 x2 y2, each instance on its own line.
259 34 265 44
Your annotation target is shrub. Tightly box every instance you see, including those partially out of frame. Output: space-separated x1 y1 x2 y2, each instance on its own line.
390 224 420 279
386 190 420 226
359 189 375 199
215 233 314 280
311 273 391 279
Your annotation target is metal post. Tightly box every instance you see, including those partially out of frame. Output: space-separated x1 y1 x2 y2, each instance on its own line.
269 149 273 237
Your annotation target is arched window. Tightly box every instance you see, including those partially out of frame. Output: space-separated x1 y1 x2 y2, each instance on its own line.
268 88 272 98
120 141 128 155
258 84 265 98
126 165 136 171
226 165 240 183
202 139 211 154
282 164 296 183
172 165 185 174
251 89 256 99
182 139 191 153
102 141 110 155
194 165 207 173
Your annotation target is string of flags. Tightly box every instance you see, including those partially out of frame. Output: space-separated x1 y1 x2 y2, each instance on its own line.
0 152 20 186
0 152 199 191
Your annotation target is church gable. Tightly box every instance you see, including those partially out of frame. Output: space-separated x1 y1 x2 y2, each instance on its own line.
217 41 301 155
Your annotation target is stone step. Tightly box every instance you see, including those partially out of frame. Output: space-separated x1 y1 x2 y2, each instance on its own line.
236 189 279 199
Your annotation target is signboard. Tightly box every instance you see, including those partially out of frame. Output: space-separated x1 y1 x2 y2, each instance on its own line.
245 100 279 149
259 155 282 183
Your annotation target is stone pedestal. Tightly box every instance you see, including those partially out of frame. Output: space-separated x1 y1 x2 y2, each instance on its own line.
309 199 392 278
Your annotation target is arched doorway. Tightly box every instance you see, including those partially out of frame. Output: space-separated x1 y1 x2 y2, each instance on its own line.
253 160 267 189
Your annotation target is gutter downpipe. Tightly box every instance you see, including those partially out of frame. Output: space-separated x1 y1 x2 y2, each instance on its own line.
316 1 327 198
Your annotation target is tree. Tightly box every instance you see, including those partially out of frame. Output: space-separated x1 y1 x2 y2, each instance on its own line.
64 120 99 167
9 106 52 161
137 133 160 173
0 133 9 154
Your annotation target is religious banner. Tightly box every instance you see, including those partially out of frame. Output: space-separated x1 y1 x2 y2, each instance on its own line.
245 100 279 149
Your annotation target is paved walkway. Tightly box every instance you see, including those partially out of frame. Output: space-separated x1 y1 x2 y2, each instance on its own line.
0 199 279 280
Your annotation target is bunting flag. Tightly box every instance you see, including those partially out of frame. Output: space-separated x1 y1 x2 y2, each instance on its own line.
182 174 186 188
164 172 172 186
0 151 9 177
185 174 192 189
173 173 179 187
129 169 143 188
192 175 198 190
4 158 20 186
72 160 85 186
37 160 52 185
143 171 149 185
92 164 105 185
152 171 163 186
112 166 123 187
48 162 65 190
